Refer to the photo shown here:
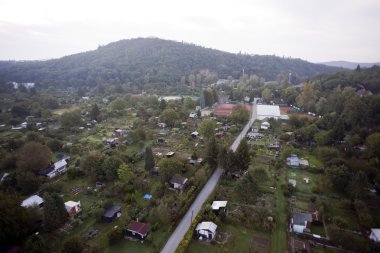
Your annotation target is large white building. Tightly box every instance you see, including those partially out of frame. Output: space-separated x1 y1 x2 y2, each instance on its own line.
256 105 281 120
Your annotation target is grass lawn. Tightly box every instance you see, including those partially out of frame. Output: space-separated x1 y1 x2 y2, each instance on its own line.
106 240 153 253
311 224 325 237
187 224 269 253
271 169 287 253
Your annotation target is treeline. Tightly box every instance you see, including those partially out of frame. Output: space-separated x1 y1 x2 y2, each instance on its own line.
0 38 342 89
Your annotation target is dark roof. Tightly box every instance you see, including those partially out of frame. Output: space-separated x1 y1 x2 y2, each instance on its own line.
38 165 54 176
103 205 121 218
127 220 149 235
292 213 312 226
170 175 187 185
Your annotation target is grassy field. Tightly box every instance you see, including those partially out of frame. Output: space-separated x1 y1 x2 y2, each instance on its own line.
187 224 270 253
271 169 287 253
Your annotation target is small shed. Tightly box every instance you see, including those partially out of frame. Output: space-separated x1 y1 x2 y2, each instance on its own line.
287 154 300 168
291 213 312 233
195 221 218 240
21 195 44 208
211 201 228 214
370 228 380 242
127 220 149 240
102 205 121 222
261 121 270 130
65 200 81 218
191 131 199 138
166 151 175 158
170 175 188 190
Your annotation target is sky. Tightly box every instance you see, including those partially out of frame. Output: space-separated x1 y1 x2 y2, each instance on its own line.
0 0 379 62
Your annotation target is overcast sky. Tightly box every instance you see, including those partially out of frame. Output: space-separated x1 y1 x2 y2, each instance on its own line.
0 0 379 62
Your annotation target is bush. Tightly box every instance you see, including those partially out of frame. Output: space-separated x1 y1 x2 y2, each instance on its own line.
107 227 124 245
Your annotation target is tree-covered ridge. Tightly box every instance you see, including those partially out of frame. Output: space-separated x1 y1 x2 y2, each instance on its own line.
0 38 342 88
312 65 380 94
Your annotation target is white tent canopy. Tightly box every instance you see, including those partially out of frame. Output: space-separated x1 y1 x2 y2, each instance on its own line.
256 105 281 120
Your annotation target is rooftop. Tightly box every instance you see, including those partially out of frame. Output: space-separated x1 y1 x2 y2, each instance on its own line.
21 195 43 207
211 201 228 210
127 220 149 235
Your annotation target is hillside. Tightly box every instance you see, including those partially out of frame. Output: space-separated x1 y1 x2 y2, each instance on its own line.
321 61 380 69
0 38 343 88
313 65 380 94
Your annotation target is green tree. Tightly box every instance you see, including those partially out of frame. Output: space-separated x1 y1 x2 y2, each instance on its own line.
16 142 52 173
282 86 298 104
159 108 179 127
157 158 184 183
60 110 82 129
81 152 105 181
118 163 133 184
144 146 155 171
90 103 100 121
43 193 67 232
0 193 33 244
218 145 229 170
261 88 273 103
103 156 121 181
326 165 351 193
230 104 249 124
199 119 217 140
235 138 250 171
366 132 380 160
23 234 50 253
234 171 260 204
110 98 126 111
296 82 318 112
16 171 40 195
205 137 219 170
62 236 84 253
348 171 368 200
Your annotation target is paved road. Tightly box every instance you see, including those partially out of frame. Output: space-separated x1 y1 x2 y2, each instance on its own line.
161 103 257 253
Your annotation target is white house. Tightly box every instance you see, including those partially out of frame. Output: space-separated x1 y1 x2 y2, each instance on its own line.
291 213 312 233
21 195 44 208
189 112 197 119
49 159 68 178
195 221 218 240
211 201 228 213
261 121 270 130
370 228 380 242
256 105 281 120
65 201 81 218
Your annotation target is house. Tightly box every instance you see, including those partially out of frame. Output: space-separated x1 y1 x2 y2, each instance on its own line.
157 137 165 144
211 201 228 214
256 105 281 120
288 179 297 187
291 213 312 233
195 221 218 240
188 158 203 166
21 195 44 208
126 220 149 240
191 131 199 138
261 121 270 130
65 201 81 218
370 228 380 242
166 151 175 158
150 166 159 176
299 159 309 168
157 122 167 128
215 131 224 139
114 129 129 136
102 205 121 222
287 154 300 168
189 112 197 119
170 175 188 190
38 159 68 179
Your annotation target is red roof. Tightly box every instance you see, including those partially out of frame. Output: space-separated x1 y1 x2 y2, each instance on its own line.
213 104 251 117
127 220 149 235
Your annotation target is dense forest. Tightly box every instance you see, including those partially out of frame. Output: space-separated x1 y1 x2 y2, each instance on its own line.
0 38 343 89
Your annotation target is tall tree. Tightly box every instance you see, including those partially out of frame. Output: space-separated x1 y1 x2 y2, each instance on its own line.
296 82 318 112
230 104 249 124
366 132 380 160
43 193 67 232
159 108 179 127
60 110 82 129
89 103 100 121
205 137 219 170
62 236 84 253
103 156 121 181
261 88 273 103
235 138 250 171
23 234 50 253
16 142 52 173
144 146 155 171
218 146 229 170
199 119 217 141
118 163 133 184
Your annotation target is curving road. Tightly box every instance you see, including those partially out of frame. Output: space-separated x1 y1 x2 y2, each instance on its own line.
161 103 257 253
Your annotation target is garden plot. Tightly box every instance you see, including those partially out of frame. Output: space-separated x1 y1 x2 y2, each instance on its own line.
250 234 271 253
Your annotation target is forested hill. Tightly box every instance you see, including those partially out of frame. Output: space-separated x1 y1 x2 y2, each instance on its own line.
0 37 343 88
312 65 380 94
